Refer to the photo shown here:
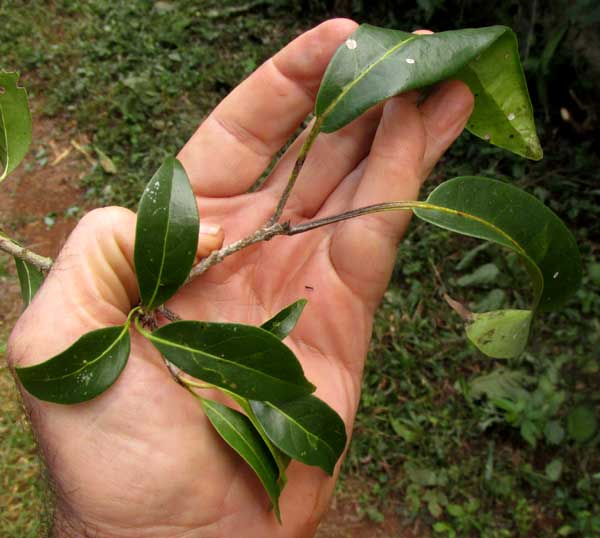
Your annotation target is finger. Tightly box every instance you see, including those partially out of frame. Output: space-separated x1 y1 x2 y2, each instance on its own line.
8 207 138 367
195 222 225 263
178 18 358 198
330 83 472 306
262 105 382 218
420 79 474 175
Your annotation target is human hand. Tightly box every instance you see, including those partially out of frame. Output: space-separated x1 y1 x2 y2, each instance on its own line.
8 19 473 538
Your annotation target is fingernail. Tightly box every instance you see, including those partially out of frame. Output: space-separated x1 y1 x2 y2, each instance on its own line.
199 222 221 236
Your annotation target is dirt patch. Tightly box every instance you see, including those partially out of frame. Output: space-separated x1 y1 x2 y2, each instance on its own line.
0 114 88 338
316 480 427 538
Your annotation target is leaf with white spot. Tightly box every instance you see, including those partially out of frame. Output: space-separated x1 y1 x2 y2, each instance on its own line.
16 324 131 404
316 25 542 159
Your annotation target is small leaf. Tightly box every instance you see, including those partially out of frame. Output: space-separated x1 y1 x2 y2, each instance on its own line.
567 405 597 443
470 368 529 401
146 320 315 401
315 25 541 159
457 263 500 287
200 398 282 521
134 156 198 310
414 176 581 311
544 420 565 445
0 71 32 181
14 257 44 307
545 459 563 482
261 299 307 340
94 146 117 174
250 395 347 476
16 324 130 404
466 309 533 358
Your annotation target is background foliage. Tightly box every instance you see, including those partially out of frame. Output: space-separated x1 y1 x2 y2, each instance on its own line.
0 1 598 536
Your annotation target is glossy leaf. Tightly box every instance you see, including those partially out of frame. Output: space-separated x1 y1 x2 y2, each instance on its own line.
414 176 581 311
315 25 542 159
229 393 290 485
250 395 347 476
0 71 32 181
261 299 307 340
14 257 44 307
466 309 533 358
146 321 315 400
200 398 282 521
16 324 130 404
134 156 198 310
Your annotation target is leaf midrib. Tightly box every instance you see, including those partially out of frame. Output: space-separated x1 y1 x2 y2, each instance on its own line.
263 401 336 460
145 175 173 309
319 34 417 121
19 325 128 381
148 332 309 392
203 401 278 491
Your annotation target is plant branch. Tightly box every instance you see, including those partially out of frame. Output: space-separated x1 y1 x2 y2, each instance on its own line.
188 201 428 279
188 221 289 278
0 233 53 272
286 201 425 235
268 118 322 225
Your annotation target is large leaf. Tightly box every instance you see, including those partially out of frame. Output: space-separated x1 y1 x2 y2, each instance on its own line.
146 320 315 401
14 257 44 307
16 324 130 404
250 395 347 476
200 398 282 521
466 309 533 359
414 176 581 311
261 299 307 340
315 25 542 159
134 156 198 310
0 71 32 181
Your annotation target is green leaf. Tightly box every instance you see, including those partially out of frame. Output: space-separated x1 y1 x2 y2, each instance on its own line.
134 156 198 310
544 420 565 445
315 25 542 159
414 176 581 312
14 257 44 307
567 405 597 443
146 320 315 400
228 393 290 486
466 309 533 358
457 263 500 287
470 368 529 401
545 459 563 482
0 71 32 181
15 324 130 404
200 398 282 522
261 299 307 340
250 395 347 476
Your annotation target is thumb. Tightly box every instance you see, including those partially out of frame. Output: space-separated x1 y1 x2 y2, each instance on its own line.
8 207 138 367
8 206 223 367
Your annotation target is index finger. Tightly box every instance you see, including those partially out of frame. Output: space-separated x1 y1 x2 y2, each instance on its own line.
178 18 358 198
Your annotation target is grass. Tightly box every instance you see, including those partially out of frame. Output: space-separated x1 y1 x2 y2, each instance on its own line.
1 1 599 536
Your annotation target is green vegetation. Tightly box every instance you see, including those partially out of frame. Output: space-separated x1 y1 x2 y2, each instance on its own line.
1 1 598 536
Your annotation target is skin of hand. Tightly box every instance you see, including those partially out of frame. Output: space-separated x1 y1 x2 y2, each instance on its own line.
7 19 473 538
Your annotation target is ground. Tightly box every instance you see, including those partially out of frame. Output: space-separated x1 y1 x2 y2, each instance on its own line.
1 1 599 537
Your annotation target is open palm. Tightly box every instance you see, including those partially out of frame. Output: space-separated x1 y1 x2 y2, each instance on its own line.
8 19 473 538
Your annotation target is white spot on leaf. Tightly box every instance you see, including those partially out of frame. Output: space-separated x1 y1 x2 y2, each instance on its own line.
508 112 516 121
405 58 415 64
553 271 559 279
345 39 357 50
484 134 491 141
